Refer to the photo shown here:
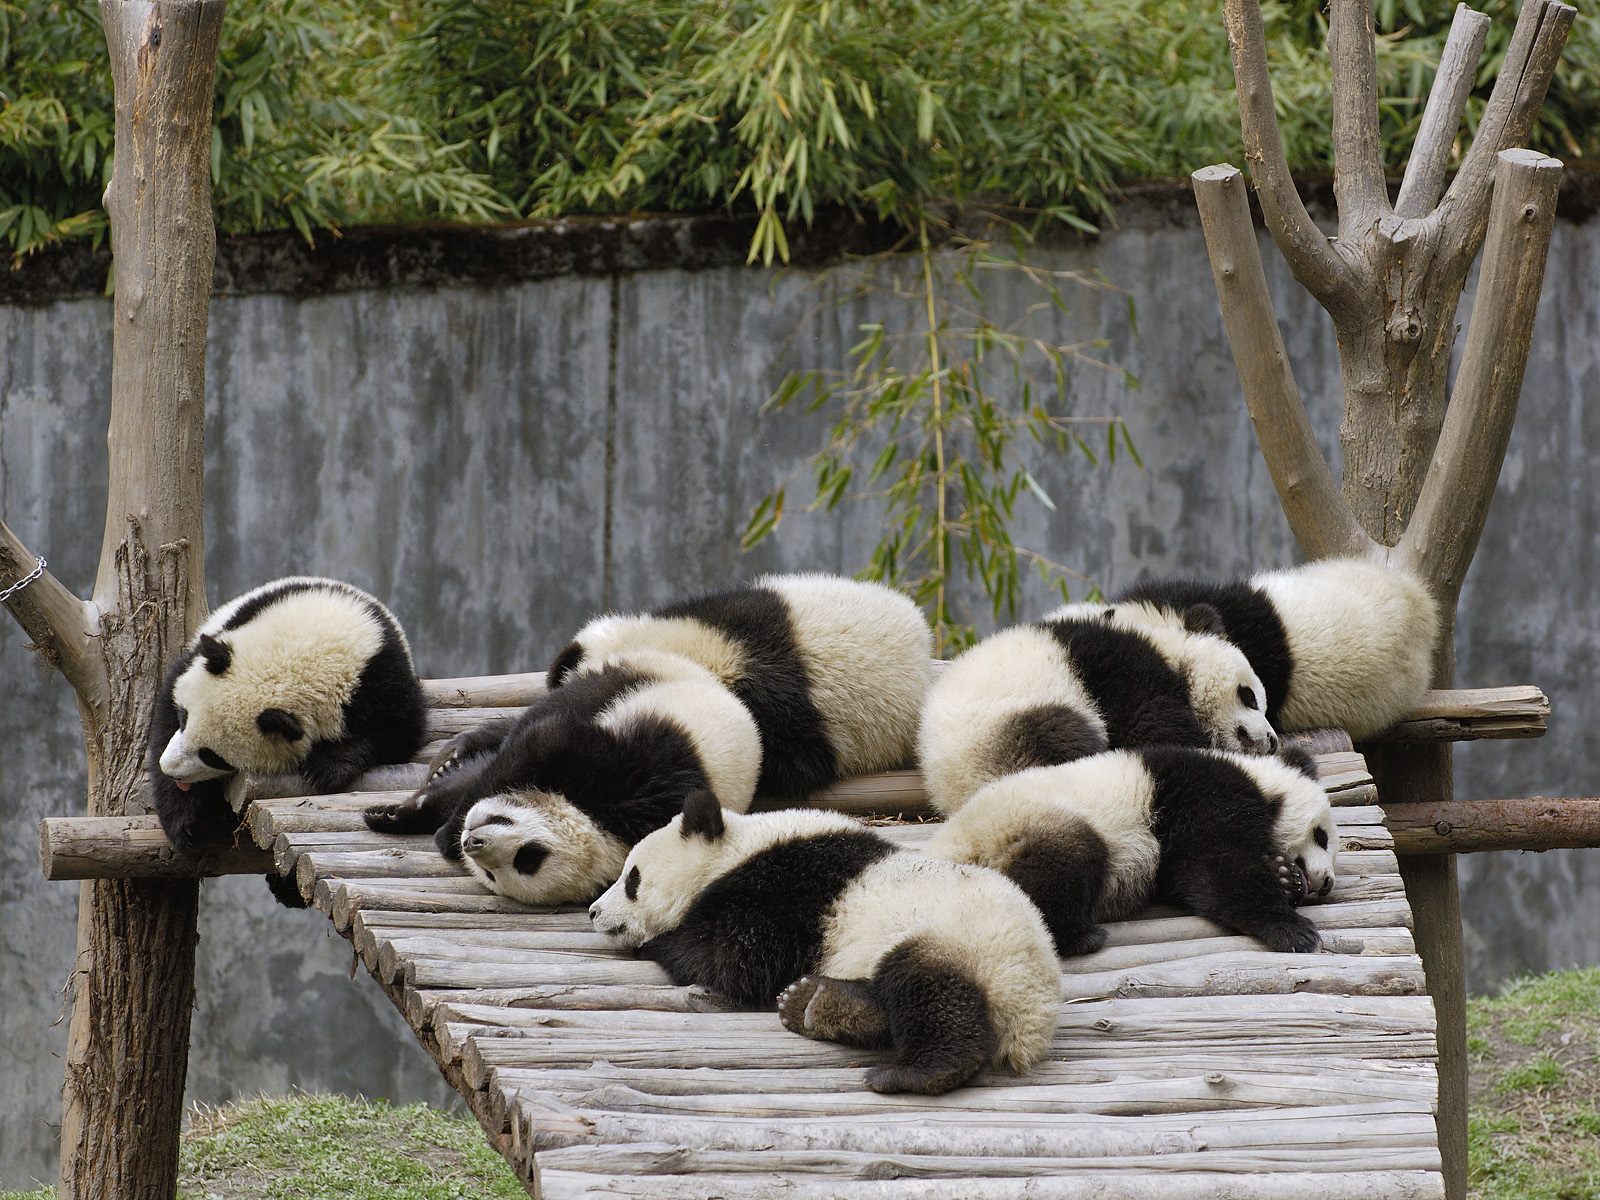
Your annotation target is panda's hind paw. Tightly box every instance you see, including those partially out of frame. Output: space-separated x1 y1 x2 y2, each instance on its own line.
778 975 892 1048
1265 853 1308 903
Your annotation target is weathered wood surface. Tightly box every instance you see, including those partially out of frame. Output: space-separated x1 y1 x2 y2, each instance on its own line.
227 738 1441 1198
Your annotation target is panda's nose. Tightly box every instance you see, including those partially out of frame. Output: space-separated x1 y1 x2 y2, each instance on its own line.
588 902 601 921
462 833 486 853
1266 731 1279 752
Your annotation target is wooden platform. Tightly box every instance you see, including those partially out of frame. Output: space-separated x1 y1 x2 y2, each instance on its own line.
219 681 1443 1199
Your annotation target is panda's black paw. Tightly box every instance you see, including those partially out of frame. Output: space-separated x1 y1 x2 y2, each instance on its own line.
1265 853 1309 904
1256 914 1322 954
363 799 429 834
1050 923 1109 958
778 975 892 1047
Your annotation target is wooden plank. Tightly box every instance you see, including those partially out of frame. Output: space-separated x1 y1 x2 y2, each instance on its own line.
512 1093 1439 1154
491 1057 1437 1103
534 1168 1445 1198
534 1142 1443 1176
1370 684 1549 743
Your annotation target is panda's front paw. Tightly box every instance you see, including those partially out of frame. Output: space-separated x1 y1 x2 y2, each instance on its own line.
426 748 463 785
1265 853 1308 904
364 799 429 834
1257 913 1322 954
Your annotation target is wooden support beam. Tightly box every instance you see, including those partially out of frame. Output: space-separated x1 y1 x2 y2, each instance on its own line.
40 816 272 881
1386 796 1600 855
1367 685 1550 743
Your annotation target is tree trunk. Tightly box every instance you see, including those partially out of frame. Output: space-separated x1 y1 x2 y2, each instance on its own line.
55 4 227 1198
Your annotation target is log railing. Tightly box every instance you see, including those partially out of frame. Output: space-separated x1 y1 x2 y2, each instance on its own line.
40 681 1578 881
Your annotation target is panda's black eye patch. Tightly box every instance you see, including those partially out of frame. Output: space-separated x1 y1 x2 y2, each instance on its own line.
176 707 188 731
512 841 549 876
479 814 513 828
1314 826 1329 849
197 748 234 772
1237 685 1259 710
624 866 640 901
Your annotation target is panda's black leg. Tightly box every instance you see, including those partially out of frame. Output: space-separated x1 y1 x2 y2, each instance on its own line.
363 759 481 835
862 939 996 1095
1002 820 1110 957
1164 854 1321 954
152 776 240 855
777 976 893 1048
299 738 372 793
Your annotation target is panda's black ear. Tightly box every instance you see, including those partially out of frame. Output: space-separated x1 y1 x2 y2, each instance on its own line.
547 641 584 689
1278 743 1319 780
1181 603 1227 638
257 707 304 742
679 790 725 841
198 634 232 675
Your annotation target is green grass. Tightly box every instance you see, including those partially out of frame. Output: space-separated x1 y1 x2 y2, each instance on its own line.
4 970 1597 1199
1469 968 1600 1200
0 1094 524 1200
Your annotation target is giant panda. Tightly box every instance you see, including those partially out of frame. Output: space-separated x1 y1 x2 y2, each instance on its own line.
150 576 426 855
928 745 1336 956
589 793 1061 1095
919 610 1277 815
363 650 762 905
1110 556 1439 740
546 573 932 800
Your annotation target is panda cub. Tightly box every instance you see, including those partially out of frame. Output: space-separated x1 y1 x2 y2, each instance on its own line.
150 576 426 854
590 794 1061 1095
919 609 1277 815
927 746 1337 956
547 573 932 800
1111 557 1439 740
364 651 762 905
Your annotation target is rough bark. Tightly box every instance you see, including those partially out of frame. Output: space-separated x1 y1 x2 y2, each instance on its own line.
44 4 229 1199
1200 4 1574 1197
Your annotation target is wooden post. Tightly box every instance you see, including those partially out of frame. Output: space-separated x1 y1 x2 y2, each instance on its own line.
0 2 227 1196
1195 3 1573 1196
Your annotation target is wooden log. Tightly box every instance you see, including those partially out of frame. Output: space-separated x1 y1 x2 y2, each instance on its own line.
512 1092 1437 1155
404 984 734 1028
534 1168 1443 1199
533 1142 1442 1178
1368 685 1550 743
423 672 546 708
39 816 272 881
491 1056 1436 1104
1386 796 1600 854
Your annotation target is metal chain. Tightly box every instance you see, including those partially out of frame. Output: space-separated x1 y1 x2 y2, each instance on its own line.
0 556 46 605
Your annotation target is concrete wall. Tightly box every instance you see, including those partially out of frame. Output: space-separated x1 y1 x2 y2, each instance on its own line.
2 204 1596 1186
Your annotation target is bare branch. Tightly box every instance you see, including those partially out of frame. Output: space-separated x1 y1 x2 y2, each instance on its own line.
1404 150 1562 597
0 518 105 705
1437 0 1574 244
1222 0 1364 318
1329 0 1389 235
1394 4 1491 219
1192 165 1374 561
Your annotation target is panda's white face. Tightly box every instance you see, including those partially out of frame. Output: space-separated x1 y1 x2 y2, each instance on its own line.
590 796 744 948
161 636 315 783
1172 633 1278 756
455 792 628 905
1244 754 1339 901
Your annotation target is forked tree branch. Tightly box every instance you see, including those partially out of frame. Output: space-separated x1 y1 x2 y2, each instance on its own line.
1436 0 1574 244
0 518 104 706
1404 150 1563 597
1192 165 1374 561
1394 4 1491 219
1329 0 1389 236
1222 0 1364 318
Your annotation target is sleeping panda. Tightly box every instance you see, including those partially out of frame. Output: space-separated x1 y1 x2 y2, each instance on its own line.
589 793 1061 1095
919 609 1277 815
546 573 933 800
363 651 762 905
1110 556 1439 740
149 576 426 855
927 745 1336 956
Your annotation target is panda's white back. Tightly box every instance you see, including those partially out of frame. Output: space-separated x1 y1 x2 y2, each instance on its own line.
759 573 933 776
1253 558 1438 738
